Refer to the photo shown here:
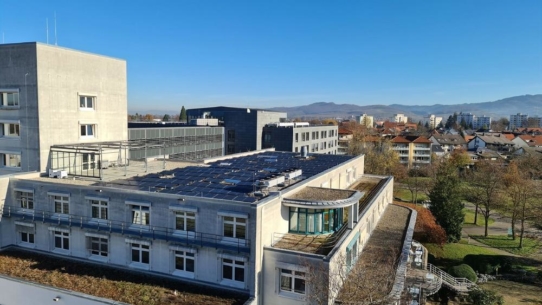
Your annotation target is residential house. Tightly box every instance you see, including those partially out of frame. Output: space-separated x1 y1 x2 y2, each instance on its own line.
428 134 467 155
391 136 432 167
467 135 515 152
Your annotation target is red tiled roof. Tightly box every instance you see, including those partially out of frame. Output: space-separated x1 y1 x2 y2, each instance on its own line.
391 136 410 143
412 136 432 144
338 128 353 135
518 135 542 146
502 134 515 141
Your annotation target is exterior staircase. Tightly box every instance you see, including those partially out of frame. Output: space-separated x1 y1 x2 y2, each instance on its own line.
425 263 476 294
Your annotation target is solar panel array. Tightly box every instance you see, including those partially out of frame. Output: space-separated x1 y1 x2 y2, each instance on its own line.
109 152 354 203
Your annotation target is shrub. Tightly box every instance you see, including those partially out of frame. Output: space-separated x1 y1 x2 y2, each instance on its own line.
395 202 447 245
463 255 513 274
467 288 504 305
448 264 477 282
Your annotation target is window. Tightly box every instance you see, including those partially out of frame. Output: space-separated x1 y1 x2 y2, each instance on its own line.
89 237 108 257
0 92 19 107
21 231 35 244
295 133 298 142
175 211 195 232
223 216 246 239
175 250 195 273
91 199 108 220
289 208 343 234
131 243 150 264
79 96 95 109
54 231 70 250
227 144 235 154
82 153 96 170
16 191 33 209
1 153 21 168
280 269 306 295
52 195 69 214
80 124 95 137
131 205 150 226
222 258 245 283
1 123 20 137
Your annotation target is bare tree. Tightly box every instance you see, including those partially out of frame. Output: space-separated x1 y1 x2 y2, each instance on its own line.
466 160 505 236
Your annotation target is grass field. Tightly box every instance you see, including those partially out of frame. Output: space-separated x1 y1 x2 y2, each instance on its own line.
471 235 542 256
463 209 495 226
424 240 502 270
394 188 429 203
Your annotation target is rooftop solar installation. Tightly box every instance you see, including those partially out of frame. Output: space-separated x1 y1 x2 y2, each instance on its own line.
108 151 354 203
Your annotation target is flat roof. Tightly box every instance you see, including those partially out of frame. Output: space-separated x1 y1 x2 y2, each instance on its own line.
289 187 356 201
100 151 354 203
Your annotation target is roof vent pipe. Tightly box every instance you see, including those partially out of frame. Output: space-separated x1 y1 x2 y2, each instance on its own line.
301 146 308 158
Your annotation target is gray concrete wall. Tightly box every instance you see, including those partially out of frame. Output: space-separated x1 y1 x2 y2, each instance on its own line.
0 43 39 173
35 43 127 172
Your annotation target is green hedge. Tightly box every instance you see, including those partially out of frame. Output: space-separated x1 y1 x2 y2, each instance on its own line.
449 264 477 282
463 255 513 274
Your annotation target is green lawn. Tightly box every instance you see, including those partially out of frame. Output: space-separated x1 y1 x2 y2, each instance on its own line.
470 235 542 256
463 209 495 226
424 240 499 264
394 188 429 203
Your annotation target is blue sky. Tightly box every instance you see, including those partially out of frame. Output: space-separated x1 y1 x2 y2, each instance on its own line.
1 0 541 113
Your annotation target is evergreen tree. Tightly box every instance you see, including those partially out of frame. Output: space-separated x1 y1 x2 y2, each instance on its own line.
179 106 187 122
162 114 170 122
429 162 465 242
460 118 467 129
445 115 454 128
424 121 430 129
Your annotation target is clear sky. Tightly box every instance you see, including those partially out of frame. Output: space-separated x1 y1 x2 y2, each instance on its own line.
1 0 541 113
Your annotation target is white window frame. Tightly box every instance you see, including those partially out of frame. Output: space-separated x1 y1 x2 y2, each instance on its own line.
1 153 21 168
2 123 20 137
131 205 150 227
175 210 196 233
53 230 70 251
80 124 96 138
16 222 35 247
16 190 34 210
221 215 247 240
82 153 96 170
79 95 96 110
90 199 108 220
0 91 19 107
221 257 246 288
88 236 108 258
52 195 70 214
130 242 150 269
279 269 307 296
173 250 195 278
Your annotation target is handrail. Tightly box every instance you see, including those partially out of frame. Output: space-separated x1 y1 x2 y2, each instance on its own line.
426 263 476 292
3 206 250 253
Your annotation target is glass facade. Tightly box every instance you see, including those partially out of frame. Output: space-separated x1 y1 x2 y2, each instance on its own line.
289 207 344 234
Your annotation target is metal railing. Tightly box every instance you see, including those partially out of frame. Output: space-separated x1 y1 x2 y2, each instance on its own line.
3 206 250 253
271 223 349 255
425 263 476 293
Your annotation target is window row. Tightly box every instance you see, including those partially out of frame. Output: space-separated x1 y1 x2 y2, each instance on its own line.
15 191 248 239
15 226 247 286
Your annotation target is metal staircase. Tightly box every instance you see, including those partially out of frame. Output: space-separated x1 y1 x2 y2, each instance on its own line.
425 263 476 293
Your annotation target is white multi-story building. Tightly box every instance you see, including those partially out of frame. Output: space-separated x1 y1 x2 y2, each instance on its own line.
391 114 408 124
357 114 374 128
0 42 396 305
457 112 475 128
0 149 393 305
510 113 528 129
0 42 128 174
473 115 491 130
423 114 442 129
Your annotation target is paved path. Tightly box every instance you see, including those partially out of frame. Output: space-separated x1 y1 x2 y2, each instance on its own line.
461 202 541 258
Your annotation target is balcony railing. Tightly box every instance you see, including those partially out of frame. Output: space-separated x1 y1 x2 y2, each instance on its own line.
3 206 250 253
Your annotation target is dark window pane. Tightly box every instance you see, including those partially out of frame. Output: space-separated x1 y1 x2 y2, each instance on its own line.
175 256 184 270
223 264 232 280
131 249 139 262
235 267 244 282
29 234 34 243
186 218 195 232
281 275 292 291
142 250 149 264
236 225 245 239
64 238 69 250
55 236 61 248
224 223 234 237
186 259 194 272
294 279 306 294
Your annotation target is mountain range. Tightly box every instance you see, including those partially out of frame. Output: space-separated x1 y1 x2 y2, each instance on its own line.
268 94 542 121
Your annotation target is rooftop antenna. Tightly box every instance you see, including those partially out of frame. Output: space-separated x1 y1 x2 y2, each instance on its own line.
54 11 57 45
46 18 49 44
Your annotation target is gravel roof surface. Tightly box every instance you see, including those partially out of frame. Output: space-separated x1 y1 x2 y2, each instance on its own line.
289 187 356 201
338 204 411 301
